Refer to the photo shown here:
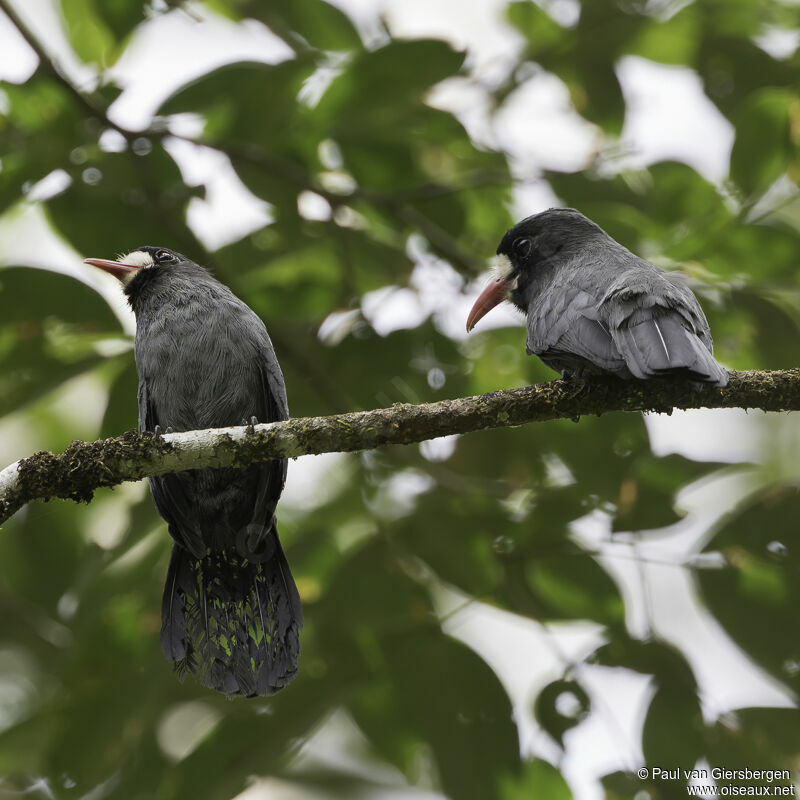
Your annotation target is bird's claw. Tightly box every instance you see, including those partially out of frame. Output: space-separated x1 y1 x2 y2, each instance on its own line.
561 367 587 385
558 370 586 423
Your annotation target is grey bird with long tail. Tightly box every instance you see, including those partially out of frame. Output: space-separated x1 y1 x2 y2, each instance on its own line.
85 246 301 696
467 208 728 387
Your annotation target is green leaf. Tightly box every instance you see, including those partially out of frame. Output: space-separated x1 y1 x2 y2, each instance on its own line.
707 707 800 769
568 61 625 135
625 4 700 65
46 144 199 258
59 0 116 64
395 489 504 598
0 499 88 616
695 34 797 121
511 0 643 133
350 631 521 798
698 487 800 696
643 686 705 768
731 88 799 196
245 0 362 51
700 220 800 285
0 267 120 415
99 358 138 437
95 0 148 42
0 76 82 215
0 267 118 329
728 288 800 369
500 759 572 800
229 221 412 324
596 635 695 677
547 161 733 262
506 2 566 54
524 550 624 625
310 539 519 796
314 39 465 123
613 453 728 532
160 59 317 152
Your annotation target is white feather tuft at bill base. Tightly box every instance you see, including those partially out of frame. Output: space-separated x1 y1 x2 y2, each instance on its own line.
489 253 514 281
119 250 155 268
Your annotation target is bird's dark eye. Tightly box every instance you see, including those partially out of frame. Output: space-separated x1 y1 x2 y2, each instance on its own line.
513 238 532 258
155 250 174 264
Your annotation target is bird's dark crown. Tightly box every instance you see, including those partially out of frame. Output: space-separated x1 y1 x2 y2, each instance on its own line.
131 245 187 266
496 208 604 259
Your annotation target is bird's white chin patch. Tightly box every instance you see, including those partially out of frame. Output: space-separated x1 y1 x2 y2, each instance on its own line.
117 250 154 285
119 250 155 269
490 253 514 282
488 253 518 292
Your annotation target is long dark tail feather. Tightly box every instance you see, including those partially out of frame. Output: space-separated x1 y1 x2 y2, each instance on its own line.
161 542 192 663
617 313 728 387
160 533 302 697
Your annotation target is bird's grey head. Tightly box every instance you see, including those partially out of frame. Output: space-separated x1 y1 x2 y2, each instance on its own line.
126 246 185 272
84 245 187 282
466 208 605 332
83 246 198 312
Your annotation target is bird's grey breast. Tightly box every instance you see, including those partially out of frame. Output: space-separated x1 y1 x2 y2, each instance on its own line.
135 286 274 431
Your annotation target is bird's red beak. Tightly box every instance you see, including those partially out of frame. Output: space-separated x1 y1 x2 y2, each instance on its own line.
466 277 514 332
84 257 140 281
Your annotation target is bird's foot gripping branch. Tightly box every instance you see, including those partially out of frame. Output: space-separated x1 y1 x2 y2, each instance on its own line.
2 369 800 528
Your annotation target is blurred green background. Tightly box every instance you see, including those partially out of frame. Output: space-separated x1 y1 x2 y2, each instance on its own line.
1 0 800 797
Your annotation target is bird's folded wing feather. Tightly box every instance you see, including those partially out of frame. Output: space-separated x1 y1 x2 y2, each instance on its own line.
249 357 288 532
600 270 725 384
526 280 625 371
239 318 289 541
256 326 289 422
601 271 711 338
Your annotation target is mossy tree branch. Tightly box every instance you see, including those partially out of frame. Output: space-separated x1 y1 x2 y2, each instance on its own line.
1 369 799 524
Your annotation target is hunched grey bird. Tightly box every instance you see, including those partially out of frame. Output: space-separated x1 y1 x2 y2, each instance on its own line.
85 246 301 697
466 208 728 387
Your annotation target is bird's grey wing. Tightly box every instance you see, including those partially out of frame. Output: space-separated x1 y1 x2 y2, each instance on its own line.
663 271 714 351
139 377 206 556
251 355 288 520
258 329 289 422
602 271 727 386
235 319 289 549
526 281 626 372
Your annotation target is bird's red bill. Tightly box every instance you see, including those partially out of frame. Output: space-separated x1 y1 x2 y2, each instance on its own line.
84 257 140 281
466 278 513 332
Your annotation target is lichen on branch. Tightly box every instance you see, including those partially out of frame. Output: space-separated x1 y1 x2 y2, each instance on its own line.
1 369 799 524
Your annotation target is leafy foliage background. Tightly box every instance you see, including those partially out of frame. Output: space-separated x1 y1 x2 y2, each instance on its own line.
1 0 800 797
